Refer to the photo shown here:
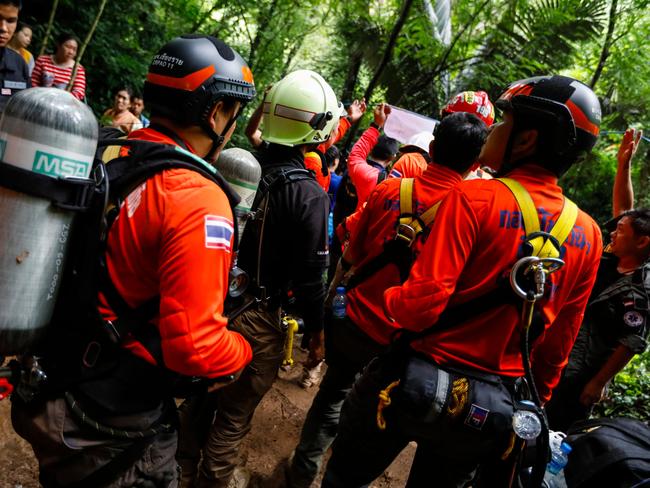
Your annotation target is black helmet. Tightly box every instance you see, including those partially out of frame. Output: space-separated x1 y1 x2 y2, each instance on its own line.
496 75 601 175
144 35 256 154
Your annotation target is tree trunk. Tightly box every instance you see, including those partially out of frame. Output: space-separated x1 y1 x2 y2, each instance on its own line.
343 0 416 152
38 0 60 57
341 50 363 103
280 38 305 78
66 0 108 93
590 0 618 89
248 0 280 72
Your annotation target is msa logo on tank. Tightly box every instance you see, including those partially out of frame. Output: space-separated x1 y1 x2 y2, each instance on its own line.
0 133 94 179
33 150 90 178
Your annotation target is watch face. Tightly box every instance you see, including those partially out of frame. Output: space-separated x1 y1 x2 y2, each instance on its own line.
623 310 644 328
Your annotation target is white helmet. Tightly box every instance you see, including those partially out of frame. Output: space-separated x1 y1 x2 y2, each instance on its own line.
262 69 345 146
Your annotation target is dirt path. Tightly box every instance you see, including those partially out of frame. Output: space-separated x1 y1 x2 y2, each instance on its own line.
0 349 414 488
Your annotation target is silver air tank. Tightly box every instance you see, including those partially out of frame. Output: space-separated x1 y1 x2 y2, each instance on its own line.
0 88 98 354
214 147 261 242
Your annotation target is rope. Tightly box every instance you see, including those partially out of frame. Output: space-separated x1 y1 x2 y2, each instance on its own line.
447 376 469 418
64 391 172 440
376 380 400 430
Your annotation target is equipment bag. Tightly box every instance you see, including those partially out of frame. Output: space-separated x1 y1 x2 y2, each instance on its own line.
565 417 650 488
346 177 440 290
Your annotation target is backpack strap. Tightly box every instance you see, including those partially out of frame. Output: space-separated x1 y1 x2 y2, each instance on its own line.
347 178 441 290
246 166 314 300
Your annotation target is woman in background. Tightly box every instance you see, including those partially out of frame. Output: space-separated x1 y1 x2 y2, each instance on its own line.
31 33 86 101
8 22 34 75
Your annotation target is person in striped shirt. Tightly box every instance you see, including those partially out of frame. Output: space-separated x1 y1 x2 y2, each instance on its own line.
31 33 85 100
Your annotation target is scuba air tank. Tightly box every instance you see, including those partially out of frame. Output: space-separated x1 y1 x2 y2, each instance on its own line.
0 88 98 354
214 147 261 243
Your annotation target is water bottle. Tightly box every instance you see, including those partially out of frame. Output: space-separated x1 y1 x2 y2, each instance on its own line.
332 286 347 319
543 440 571 487
328 211 334 244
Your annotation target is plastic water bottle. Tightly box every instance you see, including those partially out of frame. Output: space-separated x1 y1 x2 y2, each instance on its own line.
332 286 347 319
328 211 334 242
512 401 542 440
543 440 571 487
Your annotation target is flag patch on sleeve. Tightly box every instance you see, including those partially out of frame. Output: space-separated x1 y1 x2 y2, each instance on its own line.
204 215 233 252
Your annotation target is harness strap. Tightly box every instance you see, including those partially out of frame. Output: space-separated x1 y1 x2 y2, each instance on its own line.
0 161 96 211
97 259 163 366
347 178 441 291
249 166 314 298
497 177 578 259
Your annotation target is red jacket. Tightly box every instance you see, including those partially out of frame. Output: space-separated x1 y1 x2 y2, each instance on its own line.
348 127 424 210
99 127 253 379
384 165 602 402
346 163 462 345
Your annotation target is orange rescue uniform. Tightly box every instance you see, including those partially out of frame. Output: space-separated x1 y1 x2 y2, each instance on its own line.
304 117 351 191
100 127 252 379
384 166 603 402
389 151 428 179
346 163 462 345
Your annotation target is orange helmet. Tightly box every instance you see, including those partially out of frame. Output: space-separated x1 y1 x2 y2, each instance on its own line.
441 91 495 127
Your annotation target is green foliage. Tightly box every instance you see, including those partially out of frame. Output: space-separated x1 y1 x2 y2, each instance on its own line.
593 351 650 421
20 0 650 182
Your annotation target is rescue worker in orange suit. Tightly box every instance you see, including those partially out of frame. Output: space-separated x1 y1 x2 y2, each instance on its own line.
338 91 497 243
177 69 344 488
245 87 366 191
11 35 255 486
285 112 488 488
322 75 604 487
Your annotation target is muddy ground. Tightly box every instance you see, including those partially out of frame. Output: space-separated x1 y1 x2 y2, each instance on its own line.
0 347 414 488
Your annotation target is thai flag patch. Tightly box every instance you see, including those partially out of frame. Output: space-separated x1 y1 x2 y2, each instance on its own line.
464 403 489 430
204 215 233 252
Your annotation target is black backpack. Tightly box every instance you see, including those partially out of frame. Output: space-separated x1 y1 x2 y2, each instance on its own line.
565 417 650 488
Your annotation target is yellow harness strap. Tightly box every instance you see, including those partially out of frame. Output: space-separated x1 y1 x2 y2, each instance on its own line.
101 144 123 164
497 178 578 259
397 178 441 238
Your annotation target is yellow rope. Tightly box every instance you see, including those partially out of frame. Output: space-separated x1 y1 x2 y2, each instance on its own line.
447 377 469 418
376 380 401 430
501 432 517 460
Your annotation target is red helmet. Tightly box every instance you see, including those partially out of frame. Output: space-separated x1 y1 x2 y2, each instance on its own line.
496 75 601 175
441 91 495 127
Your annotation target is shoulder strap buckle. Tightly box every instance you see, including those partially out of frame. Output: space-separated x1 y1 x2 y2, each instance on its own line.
395 222 418 247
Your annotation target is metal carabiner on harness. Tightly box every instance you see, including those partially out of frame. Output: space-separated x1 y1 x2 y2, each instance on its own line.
510 256 565 302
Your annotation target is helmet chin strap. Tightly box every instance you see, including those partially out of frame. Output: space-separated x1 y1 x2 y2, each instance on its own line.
200 103 244 163
200 116 237 163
